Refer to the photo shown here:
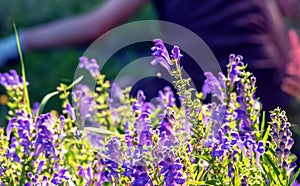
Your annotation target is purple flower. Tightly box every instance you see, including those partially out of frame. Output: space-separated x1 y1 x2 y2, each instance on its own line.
132 90 146 111
171 46 183 66
6 137 20 163
36 160 45 174
0 69 28 89
34 114 56 158
256 141 265 167
157 86 176 108
241 175 248 186
51 169 69 185
78 161 107 185
210 144 225 158
228 162 235 178
158 110 176 143
270 108 296 168
132 91 154 146
86 132 103 148
235 109 251 131
103 159 119 182
72 84 97 126
79 56 100 79
32 102 40 116
289 162 297 173
105 137 121 162
228 54 243 87
78 165 86 178
151 39 173 75
256 141 265 154
122 164 153 186
132 172 153 186
158 157 186 185
6 111 34 156
26 173 49 186
64 103 76 120
202 72 226 103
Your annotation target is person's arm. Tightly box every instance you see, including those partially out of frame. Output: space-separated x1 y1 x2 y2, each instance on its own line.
22 0 148 50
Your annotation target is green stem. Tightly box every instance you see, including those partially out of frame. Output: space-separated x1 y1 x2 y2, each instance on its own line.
13 24 32 117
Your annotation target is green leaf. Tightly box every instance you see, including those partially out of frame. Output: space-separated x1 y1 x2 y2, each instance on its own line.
260 111 266 131
35 75 83 117
66 75 83 90
65 180 76 186
204 180 219 185
262 153 283 185
263 125 270 142
262 164 274 185
83 127 116 136
265 153 280 176
13 24 31 115
36 91 59 117
187 179 219 185
288 168 300 186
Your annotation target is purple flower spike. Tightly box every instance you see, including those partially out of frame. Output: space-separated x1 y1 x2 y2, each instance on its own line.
202 72 226 103
256 141 265 167
36 160 45 174
283 161 289 170
32 102 40 116
256 141 265 154
64 103 76 120
79 56 100 79
50 169 69 185
276 148 282 157
228 162 235 178
151 39 173 75
0 69 28 90
105 137 121 162
151 39 171 64
171 46 183 66
158 157 186 185
287 138 294 150
228 54 244 86
289 162 297 172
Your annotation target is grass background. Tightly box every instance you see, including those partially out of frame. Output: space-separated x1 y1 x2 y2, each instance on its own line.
0 0 157 119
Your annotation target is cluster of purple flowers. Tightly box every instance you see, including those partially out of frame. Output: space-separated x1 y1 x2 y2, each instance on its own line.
77 159 106 186
78 56 100 79
25 168 69 186
1 38 300 185
133 90 154 147
0 69 27 89
2 107 70 185
6 110 33 158
151 39 182 75
34 113 57 158
270 109 297 173
72 84 97 126
100 87 187 185
157 86 176 109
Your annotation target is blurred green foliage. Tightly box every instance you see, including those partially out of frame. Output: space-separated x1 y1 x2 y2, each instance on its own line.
0 0 103 36
0 0 157 115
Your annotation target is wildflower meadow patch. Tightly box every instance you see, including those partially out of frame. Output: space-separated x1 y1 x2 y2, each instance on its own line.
0 39 299 185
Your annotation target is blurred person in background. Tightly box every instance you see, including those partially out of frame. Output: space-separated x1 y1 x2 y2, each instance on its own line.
0 0 298 114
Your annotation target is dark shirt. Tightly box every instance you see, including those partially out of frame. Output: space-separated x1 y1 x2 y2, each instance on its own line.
148 0 290 112
153 0 289 70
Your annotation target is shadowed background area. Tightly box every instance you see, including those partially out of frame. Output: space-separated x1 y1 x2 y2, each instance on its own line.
0 0 158 124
